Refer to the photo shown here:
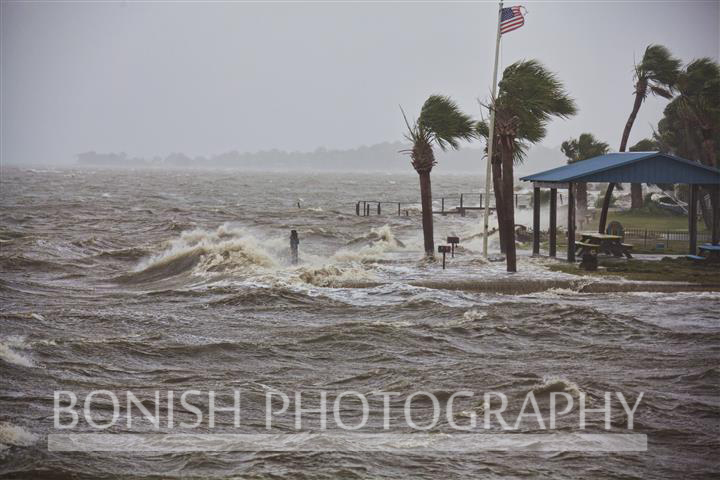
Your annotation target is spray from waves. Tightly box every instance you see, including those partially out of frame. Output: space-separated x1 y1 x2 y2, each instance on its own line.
345 224 404 248
532 375 583 397
297 265 377 287
0 336 34 367
117 224 278 283
334 225 405 262
117 224 381 289
0 422 38 450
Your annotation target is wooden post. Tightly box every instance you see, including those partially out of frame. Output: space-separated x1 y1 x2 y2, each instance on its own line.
598 183 616 234
532 187 540 256
356 202 360 216
398 202 401 216
549 188 557 258
438 246 451 269
290 230 299 265
377 203 381 215
567 182 575 262
689 184 698 255
713 185 719 245
441 197 445 213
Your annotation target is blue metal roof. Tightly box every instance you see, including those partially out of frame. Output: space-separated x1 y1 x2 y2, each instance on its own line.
520 152 720 185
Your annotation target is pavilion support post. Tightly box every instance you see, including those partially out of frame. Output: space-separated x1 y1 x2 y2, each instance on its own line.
689 184 698 255
549 188 557 258
598 182 615 234
567 182 576 262
712 184 719 245
532 187 540 256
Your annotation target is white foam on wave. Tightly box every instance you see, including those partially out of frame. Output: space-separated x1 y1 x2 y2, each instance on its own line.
0 336 34 367
134 224 277 276
0 422 38 449
333 224 405 262
296 264 376 287
532 375 583 397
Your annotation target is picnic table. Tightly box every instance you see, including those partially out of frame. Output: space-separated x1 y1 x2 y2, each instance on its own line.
688 244 720 264
575 232 633 259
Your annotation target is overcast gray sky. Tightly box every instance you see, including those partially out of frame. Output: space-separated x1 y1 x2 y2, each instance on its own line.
1 1 718 165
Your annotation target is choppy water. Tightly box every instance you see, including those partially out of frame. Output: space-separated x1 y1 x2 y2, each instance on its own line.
1 167 719 479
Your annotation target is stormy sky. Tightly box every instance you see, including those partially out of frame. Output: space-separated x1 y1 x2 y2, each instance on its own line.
1 1 718 166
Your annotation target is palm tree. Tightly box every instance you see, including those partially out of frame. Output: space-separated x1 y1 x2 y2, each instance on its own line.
599 45 681 231
401 95 475 256
561 133 610 213
476 121 527 254
614 45 682 213
672 58 720 229
481 60 577 272
674 58 720 169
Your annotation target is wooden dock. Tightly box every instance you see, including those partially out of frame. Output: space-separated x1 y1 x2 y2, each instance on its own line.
354 193 534 217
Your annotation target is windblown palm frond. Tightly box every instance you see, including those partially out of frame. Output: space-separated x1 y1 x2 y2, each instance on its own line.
634 45 682 101
675 58 720 130
562 133 609 164
629 138 658 152
418 95 477 151
496 60 577 145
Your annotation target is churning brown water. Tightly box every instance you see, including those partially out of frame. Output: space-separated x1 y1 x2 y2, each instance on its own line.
1 167 719 479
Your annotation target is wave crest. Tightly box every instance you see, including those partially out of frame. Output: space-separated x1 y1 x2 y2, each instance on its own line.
119 225 276 283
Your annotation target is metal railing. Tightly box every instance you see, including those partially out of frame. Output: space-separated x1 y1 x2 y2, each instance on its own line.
623 228 712 248
354 193 537 216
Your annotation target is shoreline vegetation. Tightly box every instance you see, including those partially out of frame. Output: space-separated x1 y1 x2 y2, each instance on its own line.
73 142 563 173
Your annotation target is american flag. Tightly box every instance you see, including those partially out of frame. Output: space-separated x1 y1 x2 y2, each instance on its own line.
500 6 525 35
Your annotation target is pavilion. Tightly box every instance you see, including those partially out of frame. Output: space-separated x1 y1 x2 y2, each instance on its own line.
520 152 720 261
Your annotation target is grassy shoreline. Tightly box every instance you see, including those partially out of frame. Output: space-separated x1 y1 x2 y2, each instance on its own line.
547 257 720 284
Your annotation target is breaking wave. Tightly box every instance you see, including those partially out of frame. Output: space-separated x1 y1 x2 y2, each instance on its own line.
532 375 583 397
297 265 377 287
118 225 277 283
334 225 405 262
0 336 34 367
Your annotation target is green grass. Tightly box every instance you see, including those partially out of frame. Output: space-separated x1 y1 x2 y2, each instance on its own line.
578 208 709 254
588 209 707 232
548 257 720 284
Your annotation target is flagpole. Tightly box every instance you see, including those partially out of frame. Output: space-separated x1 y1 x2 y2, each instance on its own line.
482 1 503 258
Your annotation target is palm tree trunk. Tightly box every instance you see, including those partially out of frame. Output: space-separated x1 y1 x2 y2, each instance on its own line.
620 80 646 211
620 80 646 152
500 140 516 272
577 183 587 214
418 170 434 256
631 183 644 209
598 183 615 234
491 158 506 253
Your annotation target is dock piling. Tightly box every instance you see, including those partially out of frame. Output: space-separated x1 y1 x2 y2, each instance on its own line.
438 245 451 269
290 230 299 265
